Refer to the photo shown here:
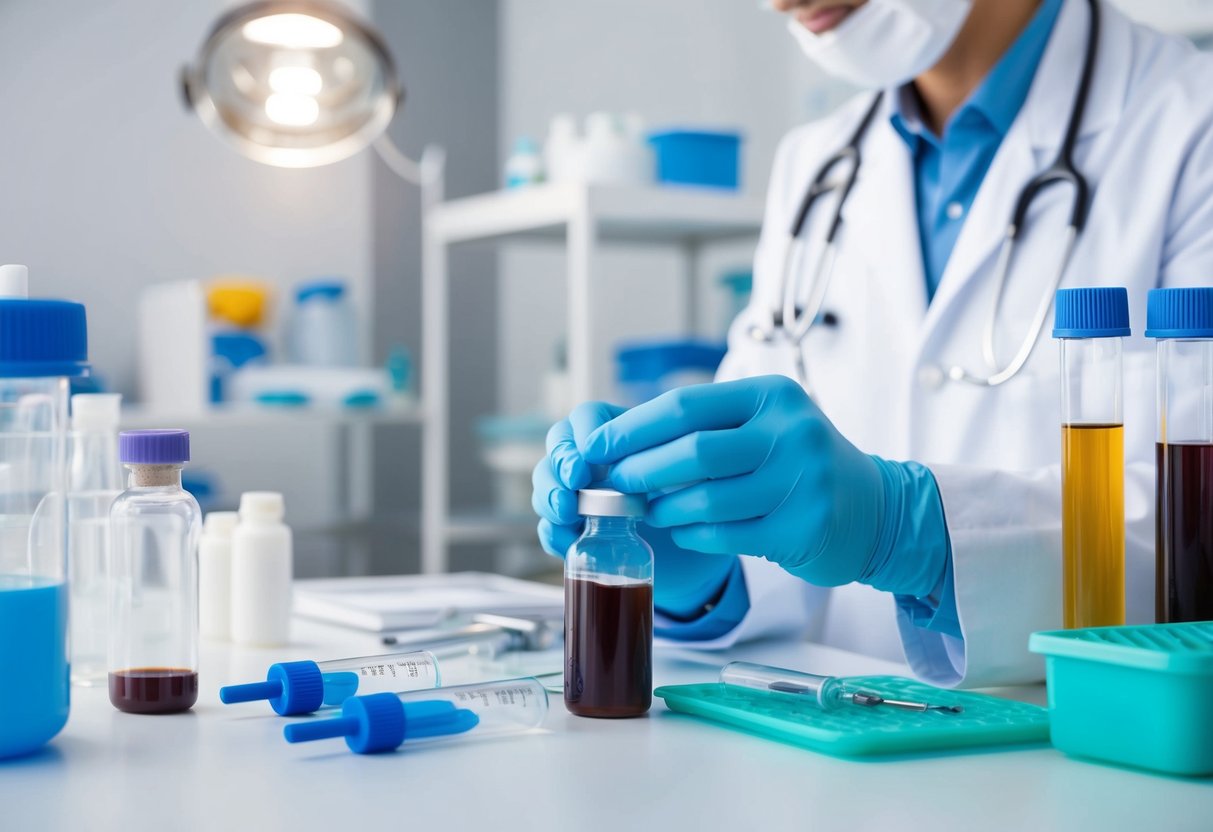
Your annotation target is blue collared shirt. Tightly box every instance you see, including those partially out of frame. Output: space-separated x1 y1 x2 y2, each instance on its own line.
891 0 1063 301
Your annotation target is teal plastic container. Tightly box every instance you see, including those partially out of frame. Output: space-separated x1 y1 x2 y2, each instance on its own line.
1029 622 1213 776
655 675 1048 757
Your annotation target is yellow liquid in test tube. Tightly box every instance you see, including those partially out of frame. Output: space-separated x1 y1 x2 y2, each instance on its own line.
1061 424 1125 628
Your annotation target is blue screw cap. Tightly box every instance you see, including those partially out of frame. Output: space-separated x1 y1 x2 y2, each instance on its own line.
0 297 89 378
219 660 325 716
1145 287 1213 338
1052 287 1131 339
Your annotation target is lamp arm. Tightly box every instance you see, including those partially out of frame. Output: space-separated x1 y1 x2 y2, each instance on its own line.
372 133 423 184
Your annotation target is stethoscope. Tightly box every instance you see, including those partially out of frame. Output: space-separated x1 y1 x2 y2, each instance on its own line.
750 0 1101 390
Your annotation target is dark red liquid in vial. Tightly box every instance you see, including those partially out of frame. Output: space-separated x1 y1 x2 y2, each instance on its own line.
564 578 652 718
1156 442 1213 623
109 668 199 714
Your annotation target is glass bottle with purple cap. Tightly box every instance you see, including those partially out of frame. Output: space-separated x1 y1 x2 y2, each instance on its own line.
108 429 203 714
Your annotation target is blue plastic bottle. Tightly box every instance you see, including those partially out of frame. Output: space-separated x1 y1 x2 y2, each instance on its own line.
0 264 89 758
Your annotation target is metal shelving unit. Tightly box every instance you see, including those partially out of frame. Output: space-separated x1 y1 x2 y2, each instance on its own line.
421 182 764 574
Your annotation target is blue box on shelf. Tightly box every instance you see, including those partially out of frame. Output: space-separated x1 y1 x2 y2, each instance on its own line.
648 130 742 190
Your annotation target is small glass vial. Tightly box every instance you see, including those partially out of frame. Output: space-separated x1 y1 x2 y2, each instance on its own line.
1052 288 1129 629
108 429 202 714
564 488 653 718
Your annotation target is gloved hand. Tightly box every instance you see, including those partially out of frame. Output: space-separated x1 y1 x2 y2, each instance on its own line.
532 402 738 616
579 375 949 597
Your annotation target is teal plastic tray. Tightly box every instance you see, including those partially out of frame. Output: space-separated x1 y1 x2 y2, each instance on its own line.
1029 622 1213 776
654 675 1049 758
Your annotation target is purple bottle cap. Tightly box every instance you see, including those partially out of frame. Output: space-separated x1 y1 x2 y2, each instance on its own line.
119 429 191 464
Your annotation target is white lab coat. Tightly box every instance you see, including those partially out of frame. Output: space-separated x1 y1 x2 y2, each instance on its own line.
684 0 1213 687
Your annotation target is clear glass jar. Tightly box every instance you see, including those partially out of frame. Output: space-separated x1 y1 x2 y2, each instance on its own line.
108 429 202 714
564 488 653 718
67 393 123 686
0 265 87 759
1147 287 1213 623
1053 287 1128 629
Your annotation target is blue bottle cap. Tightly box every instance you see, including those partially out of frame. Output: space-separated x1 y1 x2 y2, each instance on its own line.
218 660 324 716
1052 287 1131 339
295 280 346 303
0 297 89 378
1145 287 1213 338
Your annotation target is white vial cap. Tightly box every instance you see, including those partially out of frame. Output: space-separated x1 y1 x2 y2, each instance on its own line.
0 264 29 298
204 510 239 537
239 491 285 522
71 393 122 432
577 487 646 518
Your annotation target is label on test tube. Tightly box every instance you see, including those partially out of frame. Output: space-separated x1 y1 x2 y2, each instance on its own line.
220 650 440 716
322 655 440 706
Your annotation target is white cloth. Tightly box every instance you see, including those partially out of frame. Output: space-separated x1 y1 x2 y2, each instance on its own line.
696 0 1213 687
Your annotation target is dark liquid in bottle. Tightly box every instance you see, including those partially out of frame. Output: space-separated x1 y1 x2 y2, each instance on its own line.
1156 442 1213 623
109 668 199 714
565 577 652 718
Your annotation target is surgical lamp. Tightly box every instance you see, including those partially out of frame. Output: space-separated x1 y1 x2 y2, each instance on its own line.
181 0 442 191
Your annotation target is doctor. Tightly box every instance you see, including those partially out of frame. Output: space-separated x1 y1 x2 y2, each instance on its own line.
533 0 1213 687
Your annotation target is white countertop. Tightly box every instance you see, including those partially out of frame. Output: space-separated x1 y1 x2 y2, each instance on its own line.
2 618 1208 832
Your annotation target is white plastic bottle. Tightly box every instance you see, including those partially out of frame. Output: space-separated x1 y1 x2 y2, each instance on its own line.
230 492 293 646
198 511 238 641
286 280 359 368
544 114 581 183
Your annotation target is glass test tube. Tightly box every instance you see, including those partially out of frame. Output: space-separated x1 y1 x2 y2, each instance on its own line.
1147 288 1213 623
1053 288 1128 629
283 677 549 755
220 650 441 715
721 661 850 710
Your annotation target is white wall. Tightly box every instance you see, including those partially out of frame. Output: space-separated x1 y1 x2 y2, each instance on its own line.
0 0 376 541
496 0 846 412
0 0 372 397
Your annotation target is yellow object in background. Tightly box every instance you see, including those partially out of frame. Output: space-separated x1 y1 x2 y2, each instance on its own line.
1061 423 1125 629
208 277 271 328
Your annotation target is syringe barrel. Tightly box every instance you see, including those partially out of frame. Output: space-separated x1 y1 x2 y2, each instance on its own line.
719 661 843 710
398 677 549 743
314 650 441 705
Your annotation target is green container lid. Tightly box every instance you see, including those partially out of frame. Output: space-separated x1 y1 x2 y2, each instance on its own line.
1029 622 1213 675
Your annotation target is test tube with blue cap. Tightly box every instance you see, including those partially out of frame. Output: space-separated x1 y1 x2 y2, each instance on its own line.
283 677 549 755
220 650 440 716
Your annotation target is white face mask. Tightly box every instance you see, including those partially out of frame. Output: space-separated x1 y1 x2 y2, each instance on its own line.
787 0 972 89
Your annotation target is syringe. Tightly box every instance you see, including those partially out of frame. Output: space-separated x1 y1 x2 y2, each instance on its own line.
220 650 439 716
720 661 962 714
283 677 549 755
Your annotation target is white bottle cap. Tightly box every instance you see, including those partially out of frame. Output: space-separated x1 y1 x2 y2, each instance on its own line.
71 393 122 432
203 510 239 538
239 491 285 522
0 264 29 298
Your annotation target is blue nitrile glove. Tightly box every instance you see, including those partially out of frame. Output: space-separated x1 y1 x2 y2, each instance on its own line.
532 402 739 618
580 375 950 598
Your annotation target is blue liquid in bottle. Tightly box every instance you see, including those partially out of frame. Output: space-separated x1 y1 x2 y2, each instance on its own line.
0 576 69 758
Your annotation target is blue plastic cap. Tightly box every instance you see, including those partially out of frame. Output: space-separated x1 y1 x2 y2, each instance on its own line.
119 429 191 464
1052 287 1131 339
295 280 346 303
1145 287 1213 338
0 298 89 378
341 693 407 754
219 679 283 705
265 661 325 716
